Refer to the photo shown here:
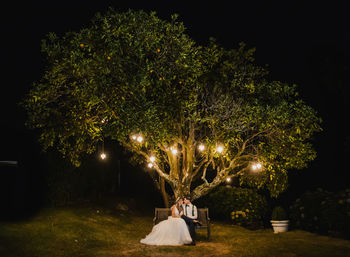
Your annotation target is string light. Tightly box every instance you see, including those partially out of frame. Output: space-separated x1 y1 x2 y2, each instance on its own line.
170 146 178 155
216 145 224 153
100 141 107 160
137 136 143 143
147 163 153 168
252 162 262 171
131 135 137 140
150 156 156 162
198 144 205 151
226 177 231 182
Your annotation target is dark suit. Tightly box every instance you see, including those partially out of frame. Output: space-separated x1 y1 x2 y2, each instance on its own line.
181 205 197 243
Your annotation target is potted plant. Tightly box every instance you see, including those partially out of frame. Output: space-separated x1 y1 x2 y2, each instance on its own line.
270 206 289 233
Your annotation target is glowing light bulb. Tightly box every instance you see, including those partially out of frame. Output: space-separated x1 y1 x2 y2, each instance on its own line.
171 148 178 155
198 144 205 151
251 162 262 171
226 177 231 182
216 145 224 153
137 136 143 143
147 163 153 168
100 153 106 160
150 156 156 162
131 135 137 140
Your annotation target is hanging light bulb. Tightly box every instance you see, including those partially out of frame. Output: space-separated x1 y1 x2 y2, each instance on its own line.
100 141 107 160
251 162 262 171
171 148 178 155
147 163 153 168
150 156 156 162
137 136 143 143
198 144 205 151
216 145 224 153
131 135 137 140
226 177 231 182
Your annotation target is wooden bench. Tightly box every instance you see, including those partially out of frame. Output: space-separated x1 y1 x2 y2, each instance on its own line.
153 207 211 240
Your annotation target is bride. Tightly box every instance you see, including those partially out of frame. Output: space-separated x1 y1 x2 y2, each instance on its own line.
140 198 193 245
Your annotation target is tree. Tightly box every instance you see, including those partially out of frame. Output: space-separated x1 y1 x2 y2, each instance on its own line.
23 9 321 207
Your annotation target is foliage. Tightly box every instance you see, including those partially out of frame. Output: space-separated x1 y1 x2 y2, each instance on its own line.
22 8 322 203
271 206 287 220
196 186 268 228
289 188 350 239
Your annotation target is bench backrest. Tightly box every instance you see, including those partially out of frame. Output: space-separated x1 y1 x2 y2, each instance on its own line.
197 208 210 224
154 208 172 224
154 207 209 225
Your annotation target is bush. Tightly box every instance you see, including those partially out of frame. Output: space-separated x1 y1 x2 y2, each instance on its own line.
271 206 287 220
195 186 269 229
289 188 350 239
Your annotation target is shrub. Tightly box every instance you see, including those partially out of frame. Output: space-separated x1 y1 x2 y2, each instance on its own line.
271 206 288 220
195 186 269 229
289 188 350 239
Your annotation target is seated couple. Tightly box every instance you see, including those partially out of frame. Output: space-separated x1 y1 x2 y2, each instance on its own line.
140 196 200 246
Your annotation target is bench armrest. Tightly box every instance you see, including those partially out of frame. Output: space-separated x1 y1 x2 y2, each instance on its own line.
204 217 210 225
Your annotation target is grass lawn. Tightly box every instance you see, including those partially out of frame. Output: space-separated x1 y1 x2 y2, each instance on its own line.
0 205 349 257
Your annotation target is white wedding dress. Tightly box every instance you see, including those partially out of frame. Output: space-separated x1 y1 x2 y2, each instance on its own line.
140 207 192 245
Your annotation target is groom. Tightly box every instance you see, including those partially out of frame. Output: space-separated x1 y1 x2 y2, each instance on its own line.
181 196 199 245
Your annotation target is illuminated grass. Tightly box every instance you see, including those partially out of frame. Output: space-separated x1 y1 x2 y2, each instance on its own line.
0 207 349 257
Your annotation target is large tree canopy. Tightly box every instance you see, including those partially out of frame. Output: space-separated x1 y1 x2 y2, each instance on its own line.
23 9 321 206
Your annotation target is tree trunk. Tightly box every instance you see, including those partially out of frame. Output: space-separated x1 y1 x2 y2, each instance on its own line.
160 177 169 208
173 183 190 201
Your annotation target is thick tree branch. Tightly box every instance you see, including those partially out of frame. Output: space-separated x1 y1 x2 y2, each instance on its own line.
123 142 175 185
190 155 209 180
191 173 223 200
200 154 214 185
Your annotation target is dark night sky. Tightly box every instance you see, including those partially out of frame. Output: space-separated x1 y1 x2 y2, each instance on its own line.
1 1 350 199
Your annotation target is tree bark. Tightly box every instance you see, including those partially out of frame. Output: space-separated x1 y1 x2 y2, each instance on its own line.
160 177 169 208
173 184 190 200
